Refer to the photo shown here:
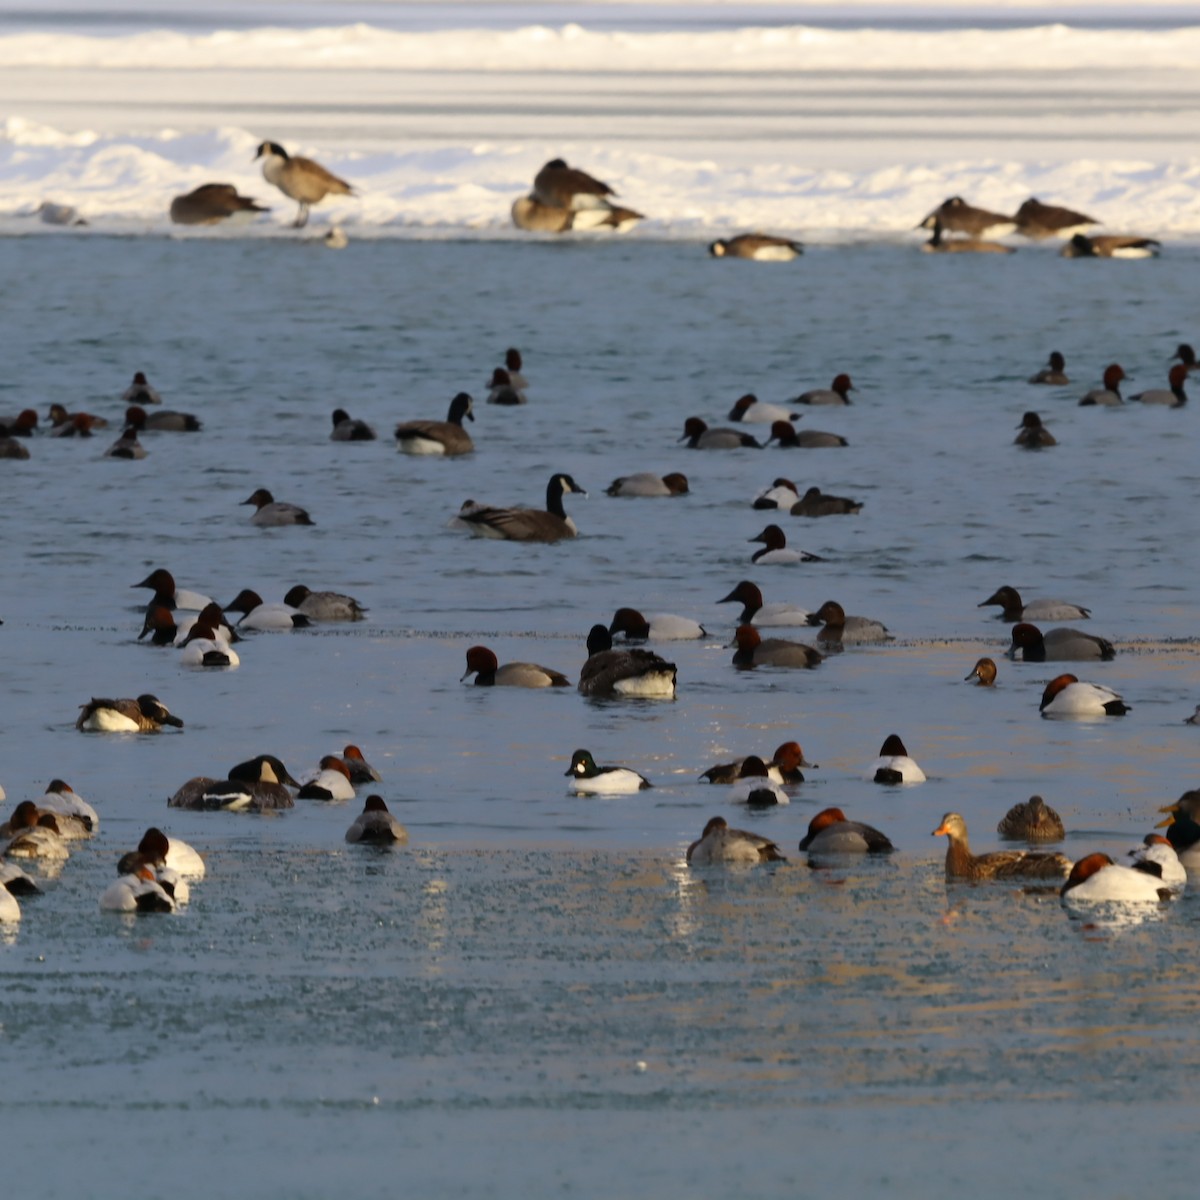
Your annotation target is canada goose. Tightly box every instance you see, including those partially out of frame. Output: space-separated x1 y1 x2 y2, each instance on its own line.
76 695 184 733
1060 233 1161 259
922 218 1014 254
459 473 586 542
917 196 1015 238
708 234 803 261
533 159 616 210
510 195 642 233
169 182 268 225
1015 197 1098 240
254 141 354 228
394 392 475 456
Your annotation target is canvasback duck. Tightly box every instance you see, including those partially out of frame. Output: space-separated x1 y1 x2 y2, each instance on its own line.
749 525 824 565
177 619 240 667
1 859 41 897
727 394 798 424
1014 411 1055 448
124 404 200 433
578 624 677 698
1060 853 1172 904
730 624 822 669
790 486 862 517
701 741 815 786
1040 673 1129 718
500 348 528 391
724 756 789 806
169 181 268 225
123 827 206 878
104 426 147 459
1014 197 1098 240
799 807 894 854
0 434 30 459
921 219 1014 254
1172 343 1196 372
225 589 311 630
793 374 855 406
47 403 108 431
934 812 1070 881
918 196 1015 238
1125 834 1186 890
608 608 706 641
116 857 189 906
686 816 786 866
767 420 848 449
752 478 800 510
76 694 184 733
1130 364 1188 407
341 745 382 784
718 580 809 626
510 194 641 233
1078 364 1126 407
297 756 355 801
37 779 98 829
964 657 998 686
606 472 689 497
1008 623 1115 662
565 749 652 794
241 488 314 526
122 371 161 405
132 568 213 612
459 473 586 542
0 801 41 839
978 586 1090 623
997 795 1065 842
1156 791 1200 869
809 600 890 646
168 754 299 811
330 409 376 440
255 140 354 227
283 584 366 621
1029 351 1069 385
708 233 803 261
100 865 176 913
461 645 570 688
871 735 925 784
1061 234 1160 259
485 369 525 406
345 795 408 844
679 417 761 449
4 811 71 861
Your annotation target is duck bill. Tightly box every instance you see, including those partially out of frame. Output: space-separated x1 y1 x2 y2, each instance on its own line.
931 822 949 837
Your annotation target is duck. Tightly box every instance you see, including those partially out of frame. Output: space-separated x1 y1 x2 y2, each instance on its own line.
1060 234 1160 259
297 756 356 801
0 434 30 459
254 140 354 228
177 618 240 668
726 394 798 424
1039 673 1129 718
500 348 528 391
799 808 894 854
708 233 803 261
752 478 800 510
3 811 71 861
458 473 586 542
565 749 652 794
718 581 809 626
1014 411 1055 448
577 625 677 699
686 816 786 866
964 657 997 687
124 404 201 433
1156 791 1200 869
918 196 1015 238
0 884 19 922
1029 351 1070 385
701 742 814 786
1014 197 1098 240
808 600 890 646
1078 364 1126 407
679 417 761 449
608 608 706 641
766 420 848 449
37 779 99 830
47 403 108 431
132 568 213 612
241 488 314 526
0 801 43 840
1130 364 1188 407
104 426 147 459
724 757 789 806
606 472 689 497
76 694 184 733
99 866 176 913
1186 705 1200 726
0 409 37 436
168 754 299 811
996 795 1065 842
730 624 822 669
1125 835 1186 890
790 486 862 517
37 199 86 226
510 194 641 233
345 795 408 845
485 369 525 406
225 589 311 631
749 525 824 565
341 745 383 785
282 584 366 621
922 218 1014 254
1060 853 1172 904
871 735 925 784
933 812 1071 881
122 371 162 405
461 645 570 688
792 373 855 405
121 827 206 878
394 391 475 455
1008 623 1115 662
977 586 1090 623
169 181 269 225
1172 343 1197 373
1 859 42 898
330 409 376 440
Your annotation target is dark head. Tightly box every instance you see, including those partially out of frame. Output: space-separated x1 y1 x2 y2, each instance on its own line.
255 141 288 160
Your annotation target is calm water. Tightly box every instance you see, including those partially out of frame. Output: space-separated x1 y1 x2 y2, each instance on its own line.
3 233 1200 1196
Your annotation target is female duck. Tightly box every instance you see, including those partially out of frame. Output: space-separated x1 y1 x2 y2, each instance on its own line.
565 749 652 795
790 486 862 517
686 816 786 866
964 657 997 686
1029 352 1069 385
606 472 688 498
996 795 1064 842
933 812 1070 881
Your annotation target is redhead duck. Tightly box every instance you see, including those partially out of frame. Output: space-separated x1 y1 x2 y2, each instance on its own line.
0 409 37 436
749 525 824 565
461 645 569 688
297 756 355 801
500 348 528 391
283 584 367 621
1014 197 1097 240
132 568 213 612
122 827 206 878
997 795 1064 842
790 486 862 517
752 478 799 510
1061 234 1160 259
724 756 789 806
124 404 200 432
718 580 809 626
1130 364 1188 407
799 808 894 854
241 488 314 526
169 181 268 225
485 368 525 406
922 219 1014 254
565 749 652 794
1172 343 1196 372
0 434 30 459
918 196 1015 238
679 417 761 449
1040 674 1129 717
1155 791 1200 869
460 473 585 542
225 589 311 630
99 865 175 913
964 657 997 686
793 373 855 405
77 694 184 733
169 754 299 811
1008 623 1114 662
686 816 786 866
1060 853 1172 904
1029 351 1069 385
346 795 408 844
730 624 822 669
709 234 802 262
767 420 847 449
254 140 354 228
104 426 147 459
1014 411 1055 448
47 403 108 431
395 392 475 454
1125 835 1185 890
608 608 706 641
809 600 890 646
871 735 925 784
1078 364 1126 407
978 586 1090 623
606 472 689 497
341 745 383 785
37 780 98 829
701 741 815 786
727 394 798 424
330 409 376 440
578 625 676 698
934 812 1070 881
122 371 161 405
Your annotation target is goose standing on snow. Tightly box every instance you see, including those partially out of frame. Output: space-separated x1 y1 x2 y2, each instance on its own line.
254 140 354 228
